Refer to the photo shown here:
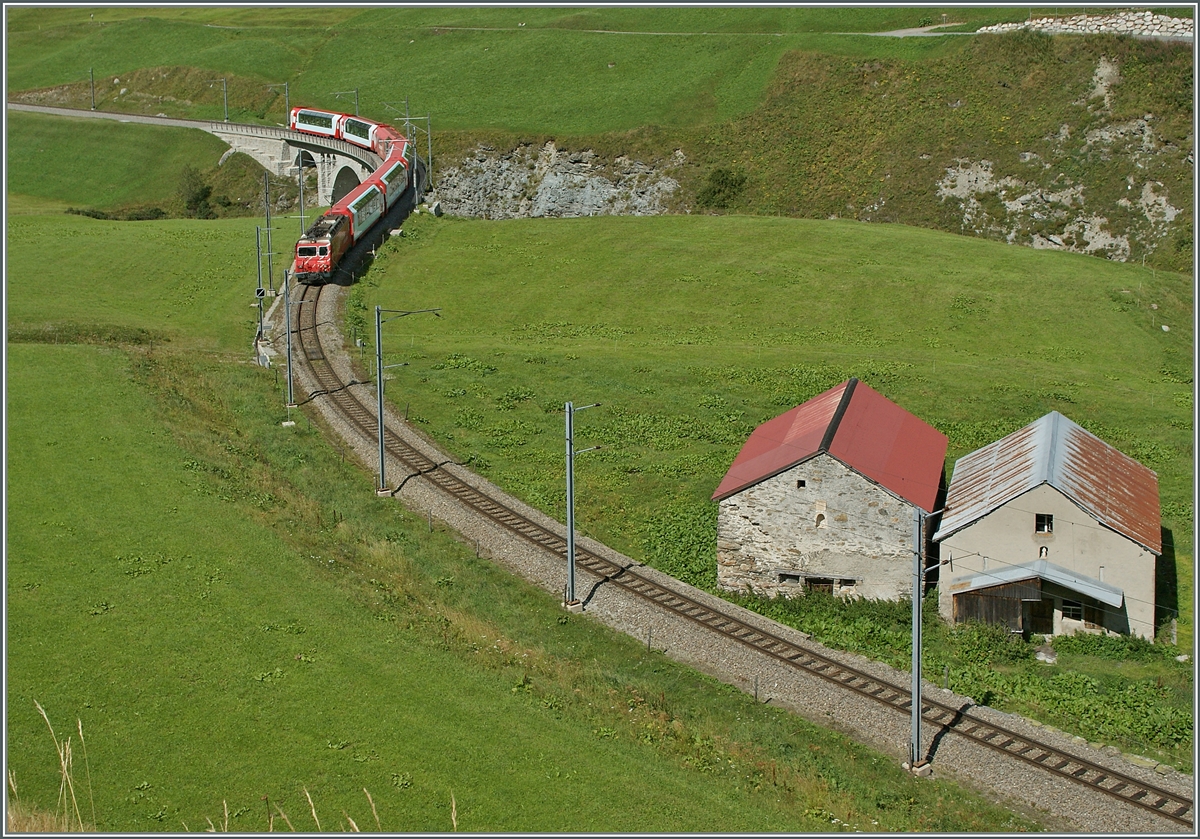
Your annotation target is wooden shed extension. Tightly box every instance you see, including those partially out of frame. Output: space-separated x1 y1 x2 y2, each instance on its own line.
953 578 1043 633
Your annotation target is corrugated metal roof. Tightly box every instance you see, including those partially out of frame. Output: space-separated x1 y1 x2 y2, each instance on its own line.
947 559 1125 608
712 379 947 511
935 412 1161 553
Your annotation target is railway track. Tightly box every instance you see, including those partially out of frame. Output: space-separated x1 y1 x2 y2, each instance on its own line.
290 281 1193 829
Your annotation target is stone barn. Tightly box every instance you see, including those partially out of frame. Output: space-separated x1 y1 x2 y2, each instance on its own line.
934 411 1161 640
712 378 948 600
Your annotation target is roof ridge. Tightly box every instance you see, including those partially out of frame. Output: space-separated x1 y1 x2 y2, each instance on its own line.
819 377 857 452
1041 411 1061 484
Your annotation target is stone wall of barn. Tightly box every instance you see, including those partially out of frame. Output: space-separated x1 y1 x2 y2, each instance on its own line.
716 453 917 601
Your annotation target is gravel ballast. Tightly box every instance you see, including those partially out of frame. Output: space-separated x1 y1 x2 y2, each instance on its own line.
267 282 1194 833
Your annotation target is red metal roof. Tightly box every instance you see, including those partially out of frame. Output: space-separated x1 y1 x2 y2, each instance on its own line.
712 379 947 511
936 412 1161 553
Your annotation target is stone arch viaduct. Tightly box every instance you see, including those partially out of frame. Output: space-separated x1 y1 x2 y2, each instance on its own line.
7 103 423 206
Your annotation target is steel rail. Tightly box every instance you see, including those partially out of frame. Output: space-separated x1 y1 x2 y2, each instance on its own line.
290 282 1193 829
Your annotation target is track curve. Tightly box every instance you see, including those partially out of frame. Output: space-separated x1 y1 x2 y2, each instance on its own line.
289 281 1193 830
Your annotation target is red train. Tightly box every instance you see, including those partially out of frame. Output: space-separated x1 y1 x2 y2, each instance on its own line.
288 107 414 284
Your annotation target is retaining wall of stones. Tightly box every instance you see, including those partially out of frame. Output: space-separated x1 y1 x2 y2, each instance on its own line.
977 10 1193 39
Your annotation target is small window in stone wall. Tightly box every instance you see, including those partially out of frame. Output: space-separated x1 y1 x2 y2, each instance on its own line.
1036 513 1054 533
778 572 802 584
1061 599 1083 621
806 577 835 594
815 513 826 528
796 479 806 489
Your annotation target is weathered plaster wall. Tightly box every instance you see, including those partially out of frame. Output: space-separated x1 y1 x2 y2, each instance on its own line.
937 483 1157 639
717 453 917 601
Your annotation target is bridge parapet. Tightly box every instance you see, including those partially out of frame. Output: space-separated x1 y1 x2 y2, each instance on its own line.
208 123 381 205
7 103 409 207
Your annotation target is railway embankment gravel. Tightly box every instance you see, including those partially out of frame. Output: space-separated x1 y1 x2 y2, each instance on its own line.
268 282 1193 833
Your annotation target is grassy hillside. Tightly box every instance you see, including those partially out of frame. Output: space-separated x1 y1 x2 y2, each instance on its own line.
6 111 225 208
683 31 1193 271
6 110 298 219
7 7 978 131
7 7 1191 268
356 210 1193 764
360 211 1192 558
6 212 268 353
5 338 1036 832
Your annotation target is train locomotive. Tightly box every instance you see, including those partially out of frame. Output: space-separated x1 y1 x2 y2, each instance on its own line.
288 107 414 284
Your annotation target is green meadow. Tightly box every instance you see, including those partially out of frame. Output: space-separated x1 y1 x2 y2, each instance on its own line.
6 7 1020 132
12 344 790 831
360 211 1193 558
6 5 1194 828
355 211 1194 767
6 210 265 353
5 323 1035 833
6 111 230 209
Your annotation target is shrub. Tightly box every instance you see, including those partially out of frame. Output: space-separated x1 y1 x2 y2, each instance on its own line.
1052 631 1178 663
123 206 167 221
178 165 215 219
949 620 1034 666
696 168 747 210
65 207 112 220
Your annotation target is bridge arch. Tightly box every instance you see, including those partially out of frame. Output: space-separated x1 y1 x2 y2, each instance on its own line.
331 166 362 205
294 149 317 169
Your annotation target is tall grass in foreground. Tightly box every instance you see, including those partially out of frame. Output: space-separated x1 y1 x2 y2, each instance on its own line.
16 698 440 833
7 703 95 833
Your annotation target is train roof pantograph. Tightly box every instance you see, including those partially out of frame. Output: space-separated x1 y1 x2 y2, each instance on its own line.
301 213 345 241
712 378 948 512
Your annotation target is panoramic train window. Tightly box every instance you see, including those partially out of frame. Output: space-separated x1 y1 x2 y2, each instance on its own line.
299 111 333 129
384 165 405 187
345 119 370 139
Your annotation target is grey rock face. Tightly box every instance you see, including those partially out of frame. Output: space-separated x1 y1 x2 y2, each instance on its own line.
429 141 684 219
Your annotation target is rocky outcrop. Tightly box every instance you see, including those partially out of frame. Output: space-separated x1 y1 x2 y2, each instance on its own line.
935 54 1188 263
428 141 684 219
977 11 1193 40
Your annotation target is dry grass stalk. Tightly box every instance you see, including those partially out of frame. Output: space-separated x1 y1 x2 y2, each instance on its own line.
263 794 274 832
76 719 97 829
274 803 296 832
342 811 360 832
7 772 74 833
6 799 72 832
363 788 380 832
33 700 85 831
303 786 321 831
450 792 457 832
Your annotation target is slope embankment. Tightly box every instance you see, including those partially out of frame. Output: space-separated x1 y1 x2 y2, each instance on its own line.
429 22 1192 271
